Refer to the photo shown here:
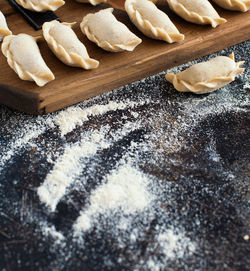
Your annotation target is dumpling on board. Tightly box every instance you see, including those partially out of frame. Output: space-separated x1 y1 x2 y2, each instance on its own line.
165 53 245 94
166 0 227 28
125 0 184 43
212 0 250 12
43 20 99 69
1 34 55 87
15 0 65 12
75 0 158 5
0 11 12 42
80 8 142 52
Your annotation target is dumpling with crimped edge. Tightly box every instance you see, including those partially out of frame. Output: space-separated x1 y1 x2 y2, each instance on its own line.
15 0 65 12
1 34 55 87
75 0 158 6
165 53 245 94
80 8 142 52
43 20 99 70
212 0 250 12
166 0 227 28
125 0 184 43
0 11 12 42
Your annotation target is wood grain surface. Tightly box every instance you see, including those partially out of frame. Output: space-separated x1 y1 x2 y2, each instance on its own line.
0 1 249 114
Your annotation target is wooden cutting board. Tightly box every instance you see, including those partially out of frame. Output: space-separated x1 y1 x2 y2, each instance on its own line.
0 1 249 114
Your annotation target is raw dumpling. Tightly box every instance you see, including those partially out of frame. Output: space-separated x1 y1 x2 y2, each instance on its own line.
0 11 12 42
2 34 55 87
75 0 157 5
212 0 250 12
80 8 142 52
43 20 99 69
167 0 227 28
125 0 184 43
165 53 245 94
15 0 65 12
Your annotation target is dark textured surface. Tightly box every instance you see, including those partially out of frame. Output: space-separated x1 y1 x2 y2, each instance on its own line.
0 41 249 271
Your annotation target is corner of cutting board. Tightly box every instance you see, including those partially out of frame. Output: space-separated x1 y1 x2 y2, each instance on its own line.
0 84 44 115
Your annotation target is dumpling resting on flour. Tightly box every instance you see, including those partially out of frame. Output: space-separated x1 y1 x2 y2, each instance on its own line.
165 53 245 94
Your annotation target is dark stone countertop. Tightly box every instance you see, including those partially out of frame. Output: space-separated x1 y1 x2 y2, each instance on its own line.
0 40 249 271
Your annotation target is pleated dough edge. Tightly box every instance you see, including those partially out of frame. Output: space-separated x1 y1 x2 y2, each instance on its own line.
125 0 185 43
0 29 12 42
80 9 142 52
168 0 227 28
1 35 55 87
165 53 245 94
16 0 65 12
43 22 99 69
215 0 250 12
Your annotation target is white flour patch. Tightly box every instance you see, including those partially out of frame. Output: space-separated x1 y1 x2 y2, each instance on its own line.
145 229 196 271
73 165 154 235
37 121 144 212
0 121 48 169
54 99 150 136
157 229 196 259
43 225 65 243
0 45 248 269
243 81 250 90
37 128 109 212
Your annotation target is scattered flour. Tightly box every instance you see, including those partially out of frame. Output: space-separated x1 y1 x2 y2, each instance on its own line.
37 128 110 212
157 229 196 259
37 121 143 212
43 225 65 243
73 165 153 234
243 81 250 90
1 46 248 269
0 122 48 168
145 229 196 271
54 99 150 136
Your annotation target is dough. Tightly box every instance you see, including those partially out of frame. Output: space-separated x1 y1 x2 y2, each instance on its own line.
80 8 142 52
75 0 157 5
212 0 250 12
166 0 227 28
15 0 65 12
125 0 184 43
165 53 245 94
0 11 12 42
2 34 55 87
43 20 99 69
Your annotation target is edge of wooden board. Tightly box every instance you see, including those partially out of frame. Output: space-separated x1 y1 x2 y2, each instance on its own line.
40 18 250 114
1 8 249 115
0 84 42 114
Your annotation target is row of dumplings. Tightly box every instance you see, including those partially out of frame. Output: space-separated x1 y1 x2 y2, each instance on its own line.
0 0 247 91
0 13 100 86
14 0 250 13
